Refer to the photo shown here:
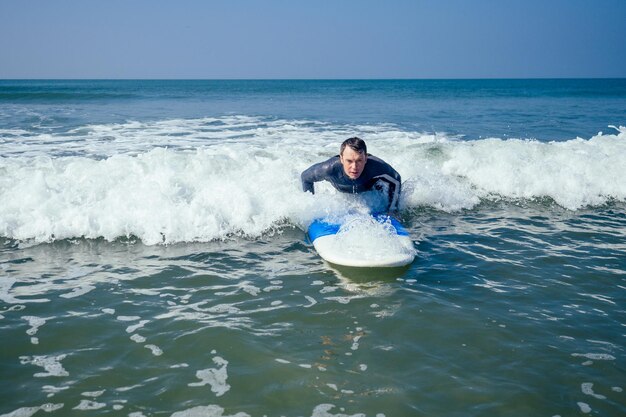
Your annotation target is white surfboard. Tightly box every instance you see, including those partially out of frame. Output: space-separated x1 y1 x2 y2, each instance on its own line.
308 213 415 268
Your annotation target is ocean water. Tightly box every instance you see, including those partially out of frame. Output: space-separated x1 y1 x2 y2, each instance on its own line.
1 79 625 417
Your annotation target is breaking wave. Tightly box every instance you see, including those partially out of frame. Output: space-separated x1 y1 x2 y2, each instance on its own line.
1 116 625 244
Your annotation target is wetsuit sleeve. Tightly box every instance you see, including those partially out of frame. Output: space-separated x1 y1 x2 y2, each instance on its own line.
301 158 335 194
372 162 402 211
388 174 401 211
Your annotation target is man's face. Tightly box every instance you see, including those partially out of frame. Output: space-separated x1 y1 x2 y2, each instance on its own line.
340 147 367 179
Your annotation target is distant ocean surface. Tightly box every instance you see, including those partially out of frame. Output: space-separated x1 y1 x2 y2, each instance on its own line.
1 79 625 417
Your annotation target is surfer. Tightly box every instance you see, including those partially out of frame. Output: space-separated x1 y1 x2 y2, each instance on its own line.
301 137 401 212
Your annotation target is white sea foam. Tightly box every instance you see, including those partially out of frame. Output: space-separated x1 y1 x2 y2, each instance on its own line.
1 117 624 244
304 295 317 307
0 404 64 417
39 403 64 413
72 400 106 410
23 315 48 336
330 213 417 261
311 404 373 417
240 284 261 296
81 390 105 397
126 320 150 333
130 334 146 343
19 354 69 378
170 405 250 417
0 407 41 417
145 344 163 356
577 402 592 414
117 315 141 322
572 353 616 361
42 385 69 397
171 363 189 368
115 384 143 392
59 285 95 299
436 127 626 210
0 278 48 304
581 383 606 400
188 356 230 397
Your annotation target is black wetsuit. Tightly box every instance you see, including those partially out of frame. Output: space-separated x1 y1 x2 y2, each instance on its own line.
301 154 401 211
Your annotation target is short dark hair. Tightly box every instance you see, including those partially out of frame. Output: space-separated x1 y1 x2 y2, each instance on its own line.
340 137 367 155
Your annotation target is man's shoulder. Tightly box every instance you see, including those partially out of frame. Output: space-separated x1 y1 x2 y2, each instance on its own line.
302 155 341 178
365 154 400 178
366 154 393 170
366 154 385 164
317 155 342 170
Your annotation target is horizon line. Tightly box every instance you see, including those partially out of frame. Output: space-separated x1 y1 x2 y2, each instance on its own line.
2 76 626 82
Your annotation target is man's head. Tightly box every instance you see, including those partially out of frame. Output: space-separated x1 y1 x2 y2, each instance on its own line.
340 137 367 179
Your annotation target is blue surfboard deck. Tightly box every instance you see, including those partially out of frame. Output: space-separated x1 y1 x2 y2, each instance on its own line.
308 214 409 241
307 213 415 268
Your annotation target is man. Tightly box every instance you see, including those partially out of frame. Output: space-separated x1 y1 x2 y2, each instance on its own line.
301 137 401 212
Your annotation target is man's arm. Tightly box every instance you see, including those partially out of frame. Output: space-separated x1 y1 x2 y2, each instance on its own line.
301 157 335 194
374 173 401 212
368 156 402 212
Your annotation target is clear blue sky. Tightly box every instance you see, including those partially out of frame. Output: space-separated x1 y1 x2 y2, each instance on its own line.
1 0 624 79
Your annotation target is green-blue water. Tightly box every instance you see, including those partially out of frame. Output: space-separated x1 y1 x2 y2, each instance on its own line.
1 80 625 416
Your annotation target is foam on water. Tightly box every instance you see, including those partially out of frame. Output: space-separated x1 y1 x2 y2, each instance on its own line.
72 400 106 411
0 404 64 417
188 356 230 397
1 116 625 244
19 354 69 378
330 214 416 261
166 404 384 417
